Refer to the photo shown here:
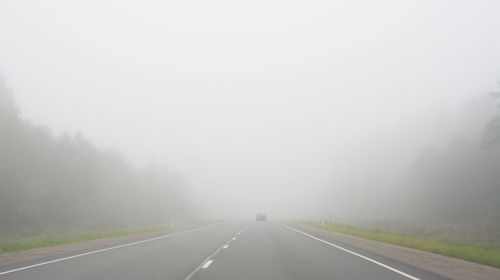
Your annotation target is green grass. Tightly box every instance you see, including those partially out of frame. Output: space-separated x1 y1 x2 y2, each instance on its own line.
302 221 500 268
0 227 169 255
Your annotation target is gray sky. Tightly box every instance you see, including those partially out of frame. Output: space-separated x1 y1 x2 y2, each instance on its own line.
1 0 500 219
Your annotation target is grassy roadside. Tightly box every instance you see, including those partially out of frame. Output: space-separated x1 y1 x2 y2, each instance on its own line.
301 221 500 268
0 227 170 255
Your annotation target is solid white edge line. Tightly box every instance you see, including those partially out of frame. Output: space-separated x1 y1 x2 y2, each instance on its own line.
0 223 218 276
184 223 250 280
202 260 213 269
281 223 420 280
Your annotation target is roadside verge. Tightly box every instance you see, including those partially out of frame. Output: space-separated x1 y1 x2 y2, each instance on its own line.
0 223 213 267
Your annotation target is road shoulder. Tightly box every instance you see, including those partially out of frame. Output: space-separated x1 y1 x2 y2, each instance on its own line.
288 222 500 280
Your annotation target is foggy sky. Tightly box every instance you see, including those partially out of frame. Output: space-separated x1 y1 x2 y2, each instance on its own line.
1 0 500 219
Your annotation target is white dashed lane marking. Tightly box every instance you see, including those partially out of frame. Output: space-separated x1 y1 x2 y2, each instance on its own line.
202 260 213 269
184 223 250 280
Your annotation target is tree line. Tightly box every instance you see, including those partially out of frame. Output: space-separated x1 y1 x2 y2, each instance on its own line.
411 90 500 225
0 77 187 234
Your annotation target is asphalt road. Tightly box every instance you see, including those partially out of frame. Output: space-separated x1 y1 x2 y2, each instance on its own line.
0 222 448 280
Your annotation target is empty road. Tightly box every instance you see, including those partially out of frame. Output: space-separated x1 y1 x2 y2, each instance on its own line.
0 222 448 280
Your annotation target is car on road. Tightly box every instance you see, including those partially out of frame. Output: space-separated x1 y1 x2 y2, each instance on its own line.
256 213 267 221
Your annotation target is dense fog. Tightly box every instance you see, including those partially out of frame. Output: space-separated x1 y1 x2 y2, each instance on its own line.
1 78 188 232
1 0 500 234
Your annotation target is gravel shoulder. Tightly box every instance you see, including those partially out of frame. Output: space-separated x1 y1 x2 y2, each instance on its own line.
290 222 500 280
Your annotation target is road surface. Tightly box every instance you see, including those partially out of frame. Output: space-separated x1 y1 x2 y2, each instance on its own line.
0 222 448 280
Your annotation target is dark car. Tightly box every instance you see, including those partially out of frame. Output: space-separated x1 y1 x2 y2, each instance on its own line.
256 213 267 221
